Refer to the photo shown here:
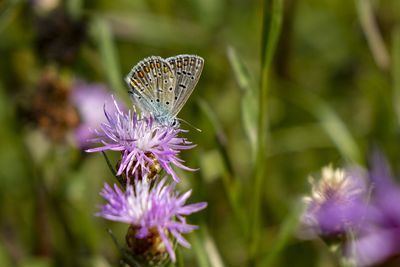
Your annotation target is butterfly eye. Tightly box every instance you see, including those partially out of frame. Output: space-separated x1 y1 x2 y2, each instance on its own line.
171 119 178 127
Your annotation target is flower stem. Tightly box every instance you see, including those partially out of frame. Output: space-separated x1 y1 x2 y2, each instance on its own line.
250 0 283 262
101 151 126 187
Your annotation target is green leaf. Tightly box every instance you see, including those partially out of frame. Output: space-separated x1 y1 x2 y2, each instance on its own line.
227 47 258 159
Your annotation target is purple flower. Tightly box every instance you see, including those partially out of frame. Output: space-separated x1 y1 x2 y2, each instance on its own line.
301 166 370 238
98 178 207 262
86 99 195 182
350 152 400 266
301 153 400 266
71 81 125 149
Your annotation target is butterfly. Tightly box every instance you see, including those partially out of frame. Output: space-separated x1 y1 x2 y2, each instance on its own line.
125 54 204 127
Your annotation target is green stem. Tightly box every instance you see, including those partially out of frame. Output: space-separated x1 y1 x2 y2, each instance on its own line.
251 0 283 262
101 151 127 187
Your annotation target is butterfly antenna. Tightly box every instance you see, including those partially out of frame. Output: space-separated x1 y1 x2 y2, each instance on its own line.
178 118 202 132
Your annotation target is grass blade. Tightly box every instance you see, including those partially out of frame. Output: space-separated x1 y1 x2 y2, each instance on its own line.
392 27 400 126
287 88 362 164
91 17 126 98
191 231 211 267
197 99 247 235
203 227 225 267
355 0 390 71
227 47 258 159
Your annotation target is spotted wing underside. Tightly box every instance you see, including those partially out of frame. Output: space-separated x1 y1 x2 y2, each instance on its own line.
125 56 176 117
166 55 204 117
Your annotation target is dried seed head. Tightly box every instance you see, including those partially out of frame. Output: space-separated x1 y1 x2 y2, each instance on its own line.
29 68 80 142
35 8 86 65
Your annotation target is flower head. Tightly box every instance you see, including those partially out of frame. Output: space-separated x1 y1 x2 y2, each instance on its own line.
98 178 207 262
86 99 195 182
349 152 400 266
302 166 369 238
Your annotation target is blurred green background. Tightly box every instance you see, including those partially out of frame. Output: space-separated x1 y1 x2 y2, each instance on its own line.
1 0 400 266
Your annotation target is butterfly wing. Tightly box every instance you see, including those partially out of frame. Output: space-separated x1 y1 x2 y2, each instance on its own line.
166 55 204 117
125 56 176 117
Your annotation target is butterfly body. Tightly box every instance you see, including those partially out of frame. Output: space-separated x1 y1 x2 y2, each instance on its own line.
125 54 204 127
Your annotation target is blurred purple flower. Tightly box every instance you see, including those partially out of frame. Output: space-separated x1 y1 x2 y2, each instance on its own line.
86 99 195 182
350 152 400 266
98 178 207 262
70 81 124 149
301 166 370 238
302 153 400 266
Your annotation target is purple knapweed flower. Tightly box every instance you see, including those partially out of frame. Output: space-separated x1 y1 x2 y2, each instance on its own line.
350 152 400 266
98 178 207 262
301 166 370 239
71 81 126 149
86 99 195 182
